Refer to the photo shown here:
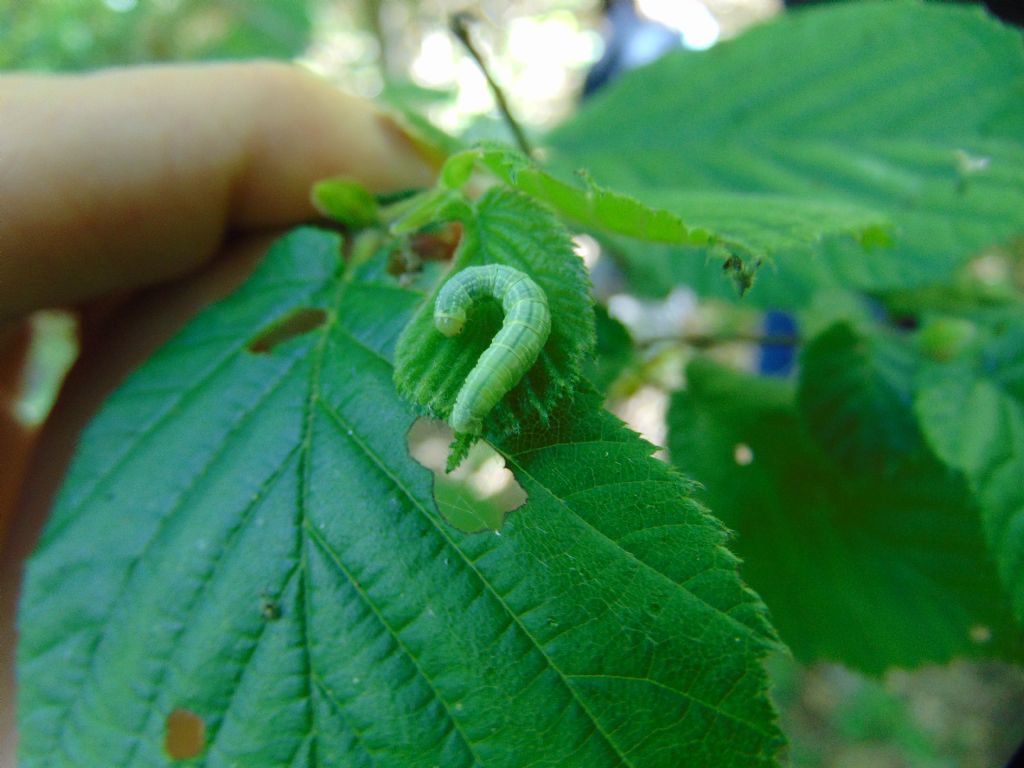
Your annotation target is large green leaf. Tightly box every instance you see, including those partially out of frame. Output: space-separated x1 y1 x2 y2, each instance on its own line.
915 325 1024 624
18 228 783 767
549 1 1024 301
667 358 1022 672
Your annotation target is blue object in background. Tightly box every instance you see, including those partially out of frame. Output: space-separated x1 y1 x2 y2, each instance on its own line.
583 0 682 96
759 310 799 376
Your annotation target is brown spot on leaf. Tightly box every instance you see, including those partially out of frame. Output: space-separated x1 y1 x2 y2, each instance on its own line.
165 708 206 760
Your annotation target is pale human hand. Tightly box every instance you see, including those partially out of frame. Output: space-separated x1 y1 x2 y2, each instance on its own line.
0 61 436 765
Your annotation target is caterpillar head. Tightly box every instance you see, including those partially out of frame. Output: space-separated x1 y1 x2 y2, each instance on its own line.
434 310 466 337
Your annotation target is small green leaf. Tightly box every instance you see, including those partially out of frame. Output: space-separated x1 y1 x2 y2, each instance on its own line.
440 150 477 189
668 358 1022 672
388 187 469 236
394 187 595 438
311 177 379 228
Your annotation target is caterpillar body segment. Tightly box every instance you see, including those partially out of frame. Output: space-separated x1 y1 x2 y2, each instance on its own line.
433 265 551 435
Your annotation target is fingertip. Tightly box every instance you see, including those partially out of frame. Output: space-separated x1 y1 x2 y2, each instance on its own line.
228 61 438 227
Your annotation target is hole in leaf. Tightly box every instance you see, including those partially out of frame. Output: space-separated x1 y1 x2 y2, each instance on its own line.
246 308 327 354
164 708 206 760
733 443 754 466
407 417 526 533
969 624 992 644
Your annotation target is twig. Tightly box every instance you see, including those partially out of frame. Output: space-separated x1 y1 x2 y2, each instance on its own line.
450 12 533 157
640 332 802 349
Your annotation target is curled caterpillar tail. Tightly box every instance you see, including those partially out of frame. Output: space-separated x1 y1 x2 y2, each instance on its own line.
433 265 551 435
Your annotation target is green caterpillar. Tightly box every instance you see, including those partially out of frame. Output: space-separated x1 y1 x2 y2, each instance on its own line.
434 265 551 435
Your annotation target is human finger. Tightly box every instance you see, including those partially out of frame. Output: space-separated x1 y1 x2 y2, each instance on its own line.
0 62 436 321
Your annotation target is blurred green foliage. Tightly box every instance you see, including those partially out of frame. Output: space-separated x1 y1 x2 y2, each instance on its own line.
0 0 314 71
